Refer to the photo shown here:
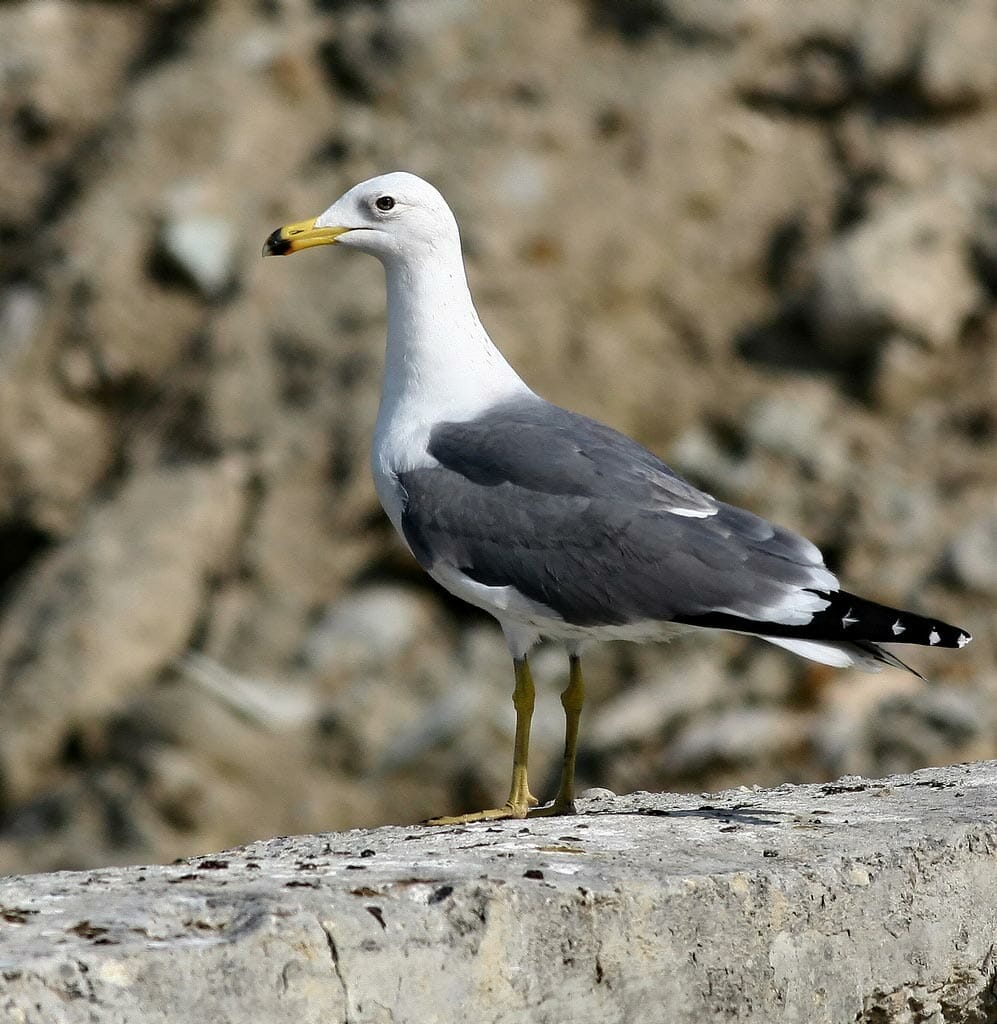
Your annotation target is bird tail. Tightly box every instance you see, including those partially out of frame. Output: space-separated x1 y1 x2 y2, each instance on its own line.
758 590 971 675
680 590 972 675
804 590 970 647
760 634 923 676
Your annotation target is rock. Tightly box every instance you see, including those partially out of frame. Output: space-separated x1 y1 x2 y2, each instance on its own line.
856 1 932 87
868 689 981 775
304 584 442 673
0 764 996 1023
668 425 760 499
587 647 729 752
739 40 857 115
490 152 551 211
0 2 144 229
0 286 42 368
812 670 922 778
0 459 248 805
178 652 321 731
155 214 237 299
919 0 997 109
589 0 748 45
972 193 997 294
743 383 846 480
660 706 809 778
238 444 380 668
809 667 991 782
871 333 942 413
810 189 982 355
0 375 113 535
947 503 997 597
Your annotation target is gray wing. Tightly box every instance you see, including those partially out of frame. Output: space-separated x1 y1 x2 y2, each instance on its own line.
426 397 718 517
398 397 837 628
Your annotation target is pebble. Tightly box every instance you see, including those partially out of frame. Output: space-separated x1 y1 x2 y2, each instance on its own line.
810 190 981 354
158 215 237 298
578 788 616 801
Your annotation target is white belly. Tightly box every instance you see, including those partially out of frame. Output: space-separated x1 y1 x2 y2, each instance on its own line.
429 563 690 647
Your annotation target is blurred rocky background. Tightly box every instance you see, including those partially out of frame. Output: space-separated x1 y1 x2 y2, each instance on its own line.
0 0 994 874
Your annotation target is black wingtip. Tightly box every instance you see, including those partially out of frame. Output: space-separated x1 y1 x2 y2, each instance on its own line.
802 592 974 650
262 228 291 257
674 591 973 651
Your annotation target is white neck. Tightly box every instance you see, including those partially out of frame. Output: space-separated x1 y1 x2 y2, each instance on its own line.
369 245 531 530
376 248 529 437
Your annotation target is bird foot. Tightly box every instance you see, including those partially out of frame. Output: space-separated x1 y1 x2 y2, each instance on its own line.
527 798 576 818
424 801 531 826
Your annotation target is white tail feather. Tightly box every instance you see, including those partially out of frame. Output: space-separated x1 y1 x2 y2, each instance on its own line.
759 636 884 672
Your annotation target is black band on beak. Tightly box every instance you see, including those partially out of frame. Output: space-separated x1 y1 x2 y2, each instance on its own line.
262 228 293 257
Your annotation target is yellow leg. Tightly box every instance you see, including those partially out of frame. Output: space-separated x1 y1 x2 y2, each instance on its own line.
530 654 585 817
427 656 539 825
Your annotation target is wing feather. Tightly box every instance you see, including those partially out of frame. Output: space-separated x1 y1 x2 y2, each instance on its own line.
399 398 836 629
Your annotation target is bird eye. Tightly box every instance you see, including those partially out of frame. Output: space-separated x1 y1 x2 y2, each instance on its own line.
374 195 395 212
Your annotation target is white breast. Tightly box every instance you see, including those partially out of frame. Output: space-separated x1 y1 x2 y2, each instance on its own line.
369 415 434 537
369 245 533 561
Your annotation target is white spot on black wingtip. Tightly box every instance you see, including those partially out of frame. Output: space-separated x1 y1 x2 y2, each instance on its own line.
928 628 940 646
841 608 858 628
957 632 971 648
891 619 905 636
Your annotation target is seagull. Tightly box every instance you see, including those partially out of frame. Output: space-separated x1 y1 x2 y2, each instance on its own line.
264 172 973 824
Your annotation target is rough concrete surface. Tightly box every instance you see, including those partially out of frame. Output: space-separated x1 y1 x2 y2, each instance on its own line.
0 0 995 876
1 762 996 1024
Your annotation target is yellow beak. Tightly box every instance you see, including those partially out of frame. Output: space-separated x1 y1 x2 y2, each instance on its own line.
261 217 351 256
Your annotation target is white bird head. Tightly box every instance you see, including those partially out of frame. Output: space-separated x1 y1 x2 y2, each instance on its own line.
263 171 460 264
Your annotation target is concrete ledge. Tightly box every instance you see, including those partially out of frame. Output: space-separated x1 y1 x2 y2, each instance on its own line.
1 763 996 1023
